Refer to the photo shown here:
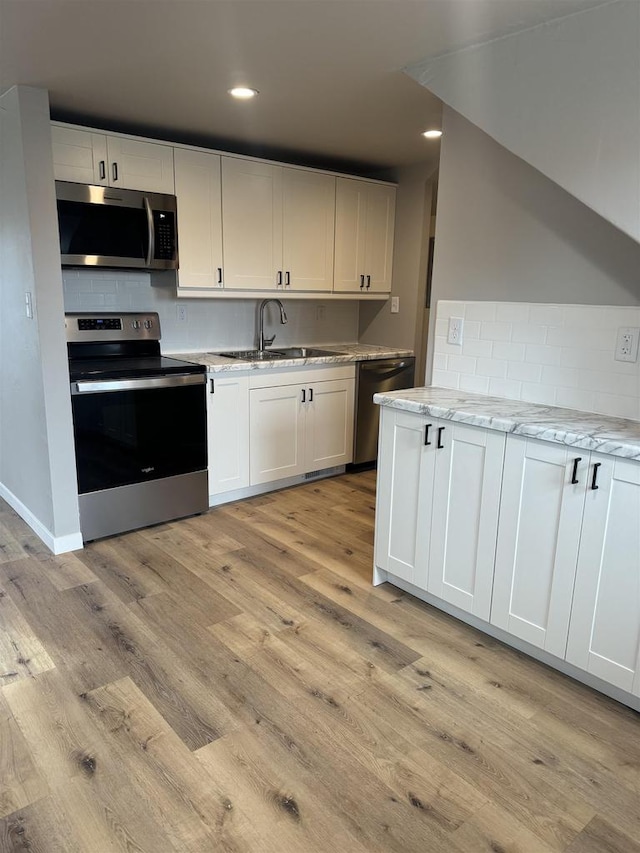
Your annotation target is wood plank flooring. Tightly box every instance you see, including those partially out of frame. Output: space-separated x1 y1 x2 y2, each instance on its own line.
0 470 639 852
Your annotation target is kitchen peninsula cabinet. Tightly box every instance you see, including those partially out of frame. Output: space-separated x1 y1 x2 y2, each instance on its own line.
374 387 640 710
566 454 640 694
333 178 395 294
375 408 504 619
221 157 335 292
174 148 224 290
490 437 586 658
51 124 175 194
248 366 355 485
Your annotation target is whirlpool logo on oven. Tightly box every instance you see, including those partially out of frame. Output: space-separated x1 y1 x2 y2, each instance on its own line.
141 467 155 474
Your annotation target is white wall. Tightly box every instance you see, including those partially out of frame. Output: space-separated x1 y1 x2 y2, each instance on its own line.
0 86 81 551
433 300 640 420
427 108 640 378
408 0 640 242
62 271 360 352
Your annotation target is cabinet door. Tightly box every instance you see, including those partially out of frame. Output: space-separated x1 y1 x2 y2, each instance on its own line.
282 169 335 292
305 378 355 469
51 126 108 185
174 148 223 289
207 374 250 495
222 157 283 290
249 384 306 485
107 137 175 194
374 408 433 587
566 455 640 693
364 183 395 293
491 438 586 657
333 178 367 292
428 422 505 620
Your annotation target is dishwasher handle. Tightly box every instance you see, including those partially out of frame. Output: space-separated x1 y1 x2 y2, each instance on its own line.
359 360 410 373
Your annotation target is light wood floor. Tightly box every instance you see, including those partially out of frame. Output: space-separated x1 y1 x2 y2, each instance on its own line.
0 471 639 852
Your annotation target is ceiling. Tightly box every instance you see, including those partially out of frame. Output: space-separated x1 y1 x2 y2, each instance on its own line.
0 0 608 174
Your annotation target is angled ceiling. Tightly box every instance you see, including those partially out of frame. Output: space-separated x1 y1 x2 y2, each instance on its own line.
0 0 607 173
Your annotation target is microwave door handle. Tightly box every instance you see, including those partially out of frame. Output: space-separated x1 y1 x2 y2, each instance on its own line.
144 197 154 266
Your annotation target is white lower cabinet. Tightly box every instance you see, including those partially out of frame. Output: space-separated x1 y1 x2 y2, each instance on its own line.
375 408 505 619
491 437 586 658
249 370 355 486
375 404 640 707
566 454 640 694
207 373 250 495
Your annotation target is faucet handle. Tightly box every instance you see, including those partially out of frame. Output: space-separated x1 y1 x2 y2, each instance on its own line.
264 334 276 348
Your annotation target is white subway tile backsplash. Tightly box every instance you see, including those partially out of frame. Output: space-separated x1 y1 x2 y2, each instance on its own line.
462 339 493 358
459 374 490 394
496 304 530 324
492 342 525 362
434 300 640 421
448 355 477 374
489 378 522 398
512 324 548 345
480 321 512 342
507 362 543 383
433 353 448 371
476 357 508 378
524 344 562 366
432 369 460 389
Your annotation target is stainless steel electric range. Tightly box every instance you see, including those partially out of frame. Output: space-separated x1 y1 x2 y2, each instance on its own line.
66 312 208 541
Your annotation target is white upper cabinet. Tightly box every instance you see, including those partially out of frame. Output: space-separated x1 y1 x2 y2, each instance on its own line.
491 437 587 658
566 454 640 694
51 125 175 194
174 148 223 290
222 157 335 292
282 169 335 292
222 157 283 290
334 178 395 293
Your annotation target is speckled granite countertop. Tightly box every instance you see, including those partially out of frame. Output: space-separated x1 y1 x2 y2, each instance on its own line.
374 386 640 461
171 344 414 372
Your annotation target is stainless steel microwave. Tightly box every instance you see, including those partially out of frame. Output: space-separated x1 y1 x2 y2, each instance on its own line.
56 181 178 271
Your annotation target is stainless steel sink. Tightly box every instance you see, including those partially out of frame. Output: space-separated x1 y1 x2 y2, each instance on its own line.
272 347 338 359
219 347 339 361
218 349 283 360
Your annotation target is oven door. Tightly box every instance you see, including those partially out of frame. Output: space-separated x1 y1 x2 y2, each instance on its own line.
70 374 206 494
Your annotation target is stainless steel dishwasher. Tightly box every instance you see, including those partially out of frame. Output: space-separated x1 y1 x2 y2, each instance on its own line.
353 357 416 465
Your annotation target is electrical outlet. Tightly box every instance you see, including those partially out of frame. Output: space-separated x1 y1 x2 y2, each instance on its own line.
615 327 640 362
25 291 33 319
316 304 326 322
177 304 187 322
390 297 400 314
447 317 464 346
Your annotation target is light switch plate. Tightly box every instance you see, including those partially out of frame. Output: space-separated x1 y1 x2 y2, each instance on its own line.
390 297 399 314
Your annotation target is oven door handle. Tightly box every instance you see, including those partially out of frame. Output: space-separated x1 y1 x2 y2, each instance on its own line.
72 374 205 395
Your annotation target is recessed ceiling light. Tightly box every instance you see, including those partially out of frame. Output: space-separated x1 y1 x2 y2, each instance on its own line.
228 87 259 100
422 129 442 139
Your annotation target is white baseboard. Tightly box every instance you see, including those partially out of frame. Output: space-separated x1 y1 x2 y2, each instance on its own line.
0 482 83 555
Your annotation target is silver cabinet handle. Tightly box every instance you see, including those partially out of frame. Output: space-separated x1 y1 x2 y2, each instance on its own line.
72 374 205 395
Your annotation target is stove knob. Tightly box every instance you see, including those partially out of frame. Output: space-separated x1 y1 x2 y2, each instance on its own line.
144 319 152 329
132 320 140 329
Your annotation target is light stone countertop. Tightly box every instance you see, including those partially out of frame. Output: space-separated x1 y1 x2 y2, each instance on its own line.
171 344 414 372
374 386 640 461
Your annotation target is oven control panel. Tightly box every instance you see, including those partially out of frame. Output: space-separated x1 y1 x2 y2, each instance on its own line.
65 313 160 343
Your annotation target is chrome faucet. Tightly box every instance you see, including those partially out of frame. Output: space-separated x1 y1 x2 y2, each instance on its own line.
258 299 288 351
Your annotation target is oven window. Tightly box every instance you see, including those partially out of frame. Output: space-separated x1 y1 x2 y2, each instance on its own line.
71 384 207 494
58 200 149 261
